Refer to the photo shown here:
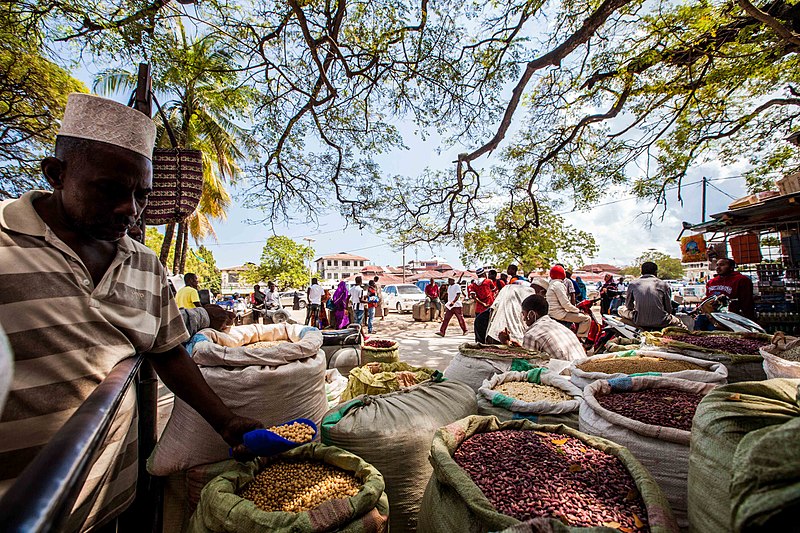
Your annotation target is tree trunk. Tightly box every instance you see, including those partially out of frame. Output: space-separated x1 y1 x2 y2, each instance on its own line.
179 227 189 274
173 222 185 275
160 221 176 267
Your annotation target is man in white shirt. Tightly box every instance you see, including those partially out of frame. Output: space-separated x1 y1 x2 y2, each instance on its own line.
349 276 366 327
307 277 324 326
546 265 590 339
436 277 468 337
265 281 280 309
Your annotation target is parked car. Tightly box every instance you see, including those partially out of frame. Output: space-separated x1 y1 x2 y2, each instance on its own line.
382 284 426 313
279 290 306 308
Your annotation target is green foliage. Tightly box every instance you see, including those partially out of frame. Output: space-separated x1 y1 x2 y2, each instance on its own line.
243 236 315 290
460 201 598 272
144 228 221 293
761 236 780 247
0 9 86 198
621 250 685 280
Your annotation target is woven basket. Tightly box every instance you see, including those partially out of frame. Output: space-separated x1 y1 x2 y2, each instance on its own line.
146 148 204 225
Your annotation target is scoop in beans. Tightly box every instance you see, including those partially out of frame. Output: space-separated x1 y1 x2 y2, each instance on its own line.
664 334 767 355
492 381 573 403
267 422 315 443
597 388 703 431
364 339 396 348
454 430 648 530
239 460 361 513
578 356 704 374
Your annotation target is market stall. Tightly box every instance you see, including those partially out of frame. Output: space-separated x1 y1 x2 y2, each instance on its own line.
681 189 800 335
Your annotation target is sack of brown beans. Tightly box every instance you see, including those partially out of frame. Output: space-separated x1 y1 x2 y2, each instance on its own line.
642 328 769 383
417 415 679 533
321 379 476 532
188 443 389 533
569 350 728 390
760 332 800 379
476 368 583 428
148 323 327 475
444 343 549 393
580 376 718 528
689 378 800 533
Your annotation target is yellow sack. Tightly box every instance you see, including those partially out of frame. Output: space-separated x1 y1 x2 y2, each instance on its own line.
342 362 436 401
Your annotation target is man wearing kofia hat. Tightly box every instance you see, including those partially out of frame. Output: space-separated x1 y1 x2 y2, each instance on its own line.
0 94 261 530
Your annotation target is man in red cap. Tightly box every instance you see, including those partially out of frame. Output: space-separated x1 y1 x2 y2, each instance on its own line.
545 265 590 339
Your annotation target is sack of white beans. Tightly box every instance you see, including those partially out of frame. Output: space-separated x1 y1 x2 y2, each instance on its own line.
580 376 718 529
476 368 582 428
417 415 679 533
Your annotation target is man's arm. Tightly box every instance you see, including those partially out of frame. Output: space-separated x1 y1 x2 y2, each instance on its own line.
145 345 262 454
737 276 756 319
625 284 634 310
191 288 201 308
555 283 580 313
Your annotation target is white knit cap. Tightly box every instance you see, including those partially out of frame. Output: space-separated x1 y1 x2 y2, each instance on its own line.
58 93 156 160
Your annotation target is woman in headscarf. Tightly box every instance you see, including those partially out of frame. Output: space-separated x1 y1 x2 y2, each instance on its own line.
574 276 587 302
332 280 350 328
599 273 619 315
319 288 331 329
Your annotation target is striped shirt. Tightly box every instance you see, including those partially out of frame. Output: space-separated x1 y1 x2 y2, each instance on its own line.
522 315 585 361
0 191 188 529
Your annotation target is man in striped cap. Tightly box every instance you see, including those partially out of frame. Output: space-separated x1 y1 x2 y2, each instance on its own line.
0 93 261 530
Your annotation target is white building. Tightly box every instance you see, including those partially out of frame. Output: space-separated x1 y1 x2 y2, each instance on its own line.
315 253 370 283
220 265 251 295
682 261 711 283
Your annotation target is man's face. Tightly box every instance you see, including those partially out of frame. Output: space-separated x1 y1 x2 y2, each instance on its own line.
448 278 454 285
52 141 152 242
716 259 733 276
268 283 275 291
521 308 537 327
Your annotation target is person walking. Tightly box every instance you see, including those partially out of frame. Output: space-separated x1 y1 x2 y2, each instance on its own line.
373 276 387 321
366 279 379 333
307 277 324 326
350 276 367 327
436 277 468 337
332 280 350 328
175 273 202 309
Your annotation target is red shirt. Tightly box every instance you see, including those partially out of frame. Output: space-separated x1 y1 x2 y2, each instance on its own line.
425 283 439 299
706 272 755 319
494 279 506 292
468 278 496 314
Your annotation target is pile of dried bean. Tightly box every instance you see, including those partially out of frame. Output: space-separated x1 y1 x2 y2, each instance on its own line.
492 382 573 403
454 430 648 530
364 339 396 348
267 422 315 443
597 388 703 431
579 356 704 374
664 334 767 355
239 460 361 513
247 340 286 349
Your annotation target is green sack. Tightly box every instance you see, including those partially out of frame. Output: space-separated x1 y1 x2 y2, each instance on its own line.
416 415 678 533
688 379 800 533
342 362 436 401
188 443 389 533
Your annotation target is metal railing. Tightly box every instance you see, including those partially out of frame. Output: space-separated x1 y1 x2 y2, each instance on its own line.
0 356 161 532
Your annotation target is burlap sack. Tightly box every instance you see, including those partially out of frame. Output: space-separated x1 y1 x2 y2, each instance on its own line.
760 332 800 379
417 416 678 533
148 323 327 475
569 350 728 389
321 380 477 532
580 376 718 528
688 379 800 533
188 443 389 533
444 344 549 393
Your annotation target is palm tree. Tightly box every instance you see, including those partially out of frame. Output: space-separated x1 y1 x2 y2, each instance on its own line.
95 22 257 273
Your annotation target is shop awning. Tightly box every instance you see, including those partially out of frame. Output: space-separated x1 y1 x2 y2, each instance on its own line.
682 191 800 235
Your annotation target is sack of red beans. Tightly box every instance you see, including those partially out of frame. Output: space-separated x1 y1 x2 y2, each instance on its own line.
579 376 718 529
417 415 679 533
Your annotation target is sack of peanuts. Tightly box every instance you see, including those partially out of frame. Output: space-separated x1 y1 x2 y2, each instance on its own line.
760 332 800 379
148 324 327 475
579 376 718 529
444 343 549 393
341 362 436 401
476 368 582 428
689 379 800 533
417 415 679 533
569 350 728 389
642 328 769 383
188 443 389 533
321 379 476 532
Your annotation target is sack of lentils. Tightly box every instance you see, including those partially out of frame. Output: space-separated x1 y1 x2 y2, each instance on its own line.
688 379 800 533
760 332 800 379
476 368 582 428
580 376 718 529
569 350 728 390
321 379 476 532
417 415 678 533
642 328 770 383
188 443 389 533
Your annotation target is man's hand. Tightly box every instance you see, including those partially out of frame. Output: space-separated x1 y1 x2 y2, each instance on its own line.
220 415 264 460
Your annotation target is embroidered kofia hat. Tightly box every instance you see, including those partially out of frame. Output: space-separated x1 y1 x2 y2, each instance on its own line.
58 93 156 160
